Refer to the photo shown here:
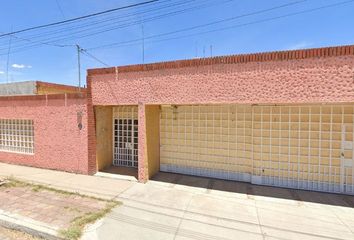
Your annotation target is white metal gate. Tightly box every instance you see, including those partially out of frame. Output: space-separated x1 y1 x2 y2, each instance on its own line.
113 106 138 168
160 104 354 195
252 105 354 194
160 105 253 182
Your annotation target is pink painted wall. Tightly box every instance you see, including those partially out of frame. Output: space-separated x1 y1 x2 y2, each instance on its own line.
0 94 89 174
89 55 354 106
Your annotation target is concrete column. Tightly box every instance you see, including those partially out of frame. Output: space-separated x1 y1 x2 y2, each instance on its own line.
138 103 148 182
145 105 160 178
138 104 161 182
95 106 113 171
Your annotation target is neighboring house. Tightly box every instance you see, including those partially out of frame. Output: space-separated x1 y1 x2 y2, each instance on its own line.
0 81 84 96
0 81 88 173
0 44 353 195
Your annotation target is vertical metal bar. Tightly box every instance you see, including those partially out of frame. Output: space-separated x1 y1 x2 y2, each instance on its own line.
278 106 281 185
297 106 301 189
270 106 273 185
318 106 322 190
261 107 264 180
308 106 312 190
177 106 179 165
236 105 238 174
251 105 254 179
172 106 174 168
288 107 291 187
352 105 354 193
340 105 346 192
329 105 333 192
213 105 215 175
112 107 116 166
228 105 230 180
243 106 246 181
191 106 194 171
199 105 201 173
340 118 345 193
184 106 187 153
218 105 224 178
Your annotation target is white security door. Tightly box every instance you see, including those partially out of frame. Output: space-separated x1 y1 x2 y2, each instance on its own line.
113 106 138 168
341 124 354 194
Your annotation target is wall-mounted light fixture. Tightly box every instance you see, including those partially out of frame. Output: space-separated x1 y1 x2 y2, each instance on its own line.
77 111 83 130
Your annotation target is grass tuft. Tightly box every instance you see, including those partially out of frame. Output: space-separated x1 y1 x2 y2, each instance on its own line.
1 177 121 240
59 201 119 240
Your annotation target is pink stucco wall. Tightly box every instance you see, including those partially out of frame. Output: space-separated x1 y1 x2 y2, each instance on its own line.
0 94 89 174
89 55 354 106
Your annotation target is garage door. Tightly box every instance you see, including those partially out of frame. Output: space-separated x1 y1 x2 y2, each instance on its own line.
160 104 354 195
160 105 253 182
251 105 353 194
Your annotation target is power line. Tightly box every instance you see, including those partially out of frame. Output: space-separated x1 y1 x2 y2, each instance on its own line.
81 49 109 67
1 0 353 56
0 0 158 38
2 0 182 44
87 0 308 50
55 0 66 19
0 0 301 53
0 0 224 51
86 0 354 51
0 0 200 51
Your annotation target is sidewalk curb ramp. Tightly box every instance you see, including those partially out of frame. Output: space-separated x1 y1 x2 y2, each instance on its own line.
0 209 63 240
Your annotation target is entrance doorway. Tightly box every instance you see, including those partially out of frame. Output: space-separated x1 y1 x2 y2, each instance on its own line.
113 106 138 168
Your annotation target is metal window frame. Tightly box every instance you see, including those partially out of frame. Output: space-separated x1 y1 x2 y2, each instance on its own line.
0 119 34 154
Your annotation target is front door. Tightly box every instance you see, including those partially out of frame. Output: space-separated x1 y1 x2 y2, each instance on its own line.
113 107 138 168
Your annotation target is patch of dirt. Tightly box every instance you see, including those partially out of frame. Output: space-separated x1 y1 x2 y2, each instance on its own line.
0 226 40 240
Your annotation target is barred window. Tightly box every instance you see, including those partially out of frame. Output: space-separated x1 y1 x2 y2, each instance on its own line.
0 119 34 154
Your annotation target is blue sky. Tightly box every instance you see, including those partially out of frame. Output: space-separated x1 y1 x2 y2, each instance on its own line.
0 0 353 86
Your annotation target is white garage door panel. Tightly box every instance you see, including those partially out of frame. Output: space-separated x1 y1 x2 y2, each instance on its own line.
160 105 253 182
160 104 354 195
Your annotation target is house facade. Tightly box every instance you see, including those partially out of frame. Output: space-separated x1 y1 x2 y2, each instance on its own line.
87 44 354 195
0 82 89 174
0 44 353 195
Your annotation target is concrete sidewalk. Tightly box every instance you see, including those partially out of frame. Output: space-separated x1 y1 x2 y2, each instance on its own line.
0 163 135 200
1 163 354 240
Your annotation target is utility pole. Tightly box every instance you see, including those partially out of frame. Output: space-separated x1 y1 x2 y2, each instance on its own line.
76 44 81 92
141 24 145 64
6 27 13 83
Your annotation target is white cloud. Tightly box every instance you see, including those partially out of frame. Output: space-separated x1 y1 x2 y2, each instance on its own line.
11 64 32 69
12 64 25 69
0 71 4 74
287 41 313 50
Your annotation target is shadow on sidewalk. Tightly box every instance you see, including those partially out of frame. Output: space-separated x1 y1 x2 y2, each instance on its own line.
152 172 354 208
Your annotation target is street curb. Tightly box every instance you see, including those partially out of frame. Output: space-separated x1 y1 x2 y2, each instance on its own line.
0 209 63 240
94 172 138 182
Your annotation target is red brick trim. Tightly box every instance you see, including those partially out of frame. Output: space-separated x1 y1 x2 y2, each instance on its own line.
86 75 97 175
36 81 86 93
87 44 354 75
0 93 86 101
